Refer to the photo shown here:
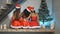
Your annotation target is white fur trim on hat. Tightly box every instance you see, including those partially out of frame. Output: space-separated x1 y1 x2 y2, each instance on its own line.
26 8 31 13
16 6 21 9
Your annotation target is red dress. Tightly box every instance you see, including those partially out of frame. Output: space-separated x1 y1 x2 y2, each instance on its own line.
11 16 21 28
19 17 24 27
23 19 30 27
19 17 30 28
29 16 40 28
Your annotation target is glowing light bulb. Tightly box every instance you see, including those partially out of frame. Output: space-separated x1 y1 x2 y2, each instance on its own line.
0 25 2 29
4 24 7 29
50 23 55 30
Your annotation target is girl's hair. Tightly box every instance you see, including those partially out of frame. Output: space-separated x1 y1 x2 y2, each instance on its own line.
13 9 20 20
13 11 16 15
15 8 20 13
22 14 26 18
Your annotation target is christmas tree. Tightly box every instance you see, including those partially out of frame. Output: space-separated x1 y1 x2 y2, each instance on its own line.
39 0 53 24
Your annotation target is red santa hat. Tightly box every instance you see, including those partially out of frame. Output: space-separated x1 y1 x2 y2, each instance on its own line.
27 6 34 11
15 4 21 9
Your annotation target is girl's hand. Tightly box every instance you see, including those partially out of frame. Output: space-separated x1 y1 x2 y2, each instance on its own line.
24 19 27 21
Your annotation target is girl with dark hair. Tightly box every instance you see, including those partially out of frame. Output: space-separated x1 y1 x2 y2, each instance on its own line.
27 10 40 28
11 11 20 29
19 13 30 28
11 4 21 29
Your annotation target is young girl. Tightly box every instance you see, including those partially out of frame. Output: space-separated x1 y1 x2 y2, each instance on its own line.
27 11 40 28
19 14 30 28
11 4 21 29
11 11 21 29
